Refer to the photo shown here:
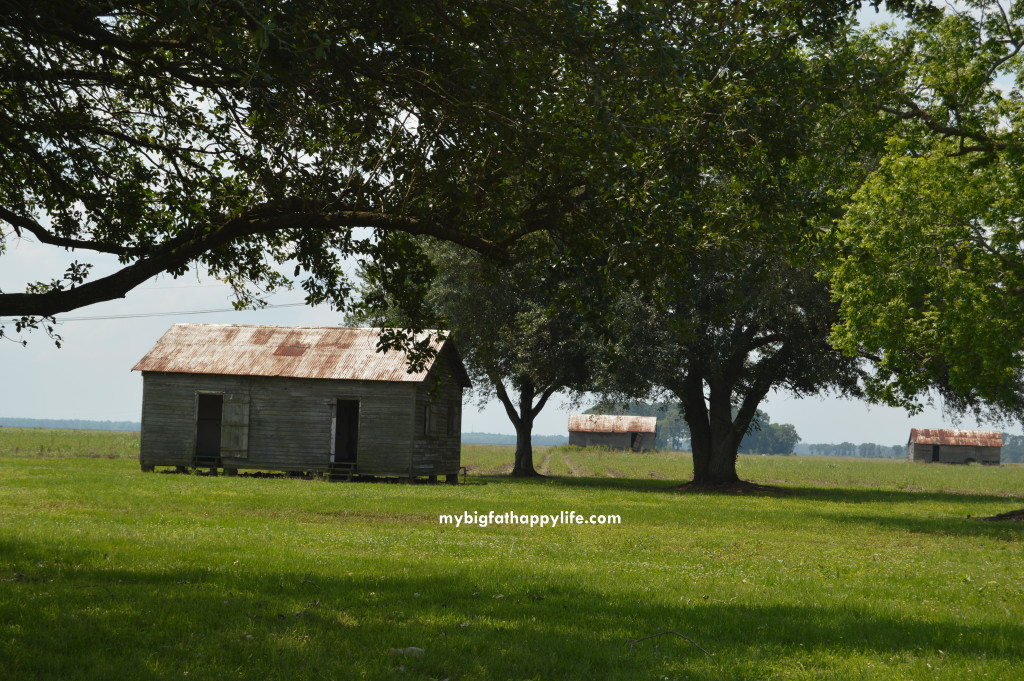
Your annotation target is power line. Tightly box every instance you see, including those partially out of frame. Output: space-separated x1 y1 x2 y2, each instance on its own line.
2 302 310 323
137 282 232 291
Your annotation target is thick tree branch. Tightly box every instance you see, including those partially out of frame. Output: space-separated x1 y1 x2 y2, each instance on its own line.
0 204 506 317
0 205 146 256
530 384 559 420
881 98 1008 153
490 372 524 429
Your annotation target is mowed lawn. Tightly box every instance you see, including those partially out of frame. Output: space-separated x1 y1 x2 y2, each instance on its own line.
0 430 1022 680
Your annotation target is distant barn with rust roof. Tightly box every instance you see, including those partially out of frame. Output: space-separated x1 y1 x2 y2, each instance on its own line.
568 414 657 452
907 428 1001 465
132 324 470 480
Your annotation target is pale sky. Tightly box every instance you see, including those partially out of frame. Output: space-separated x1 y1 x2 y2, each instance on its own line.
0 236 996 445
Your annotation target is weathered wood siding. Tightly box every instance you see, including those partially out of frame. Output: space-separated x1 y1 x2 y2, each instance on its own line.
908 443 1001 464
410 354 464 476
569 431 657 451
634 432 656 451
139 371 442 475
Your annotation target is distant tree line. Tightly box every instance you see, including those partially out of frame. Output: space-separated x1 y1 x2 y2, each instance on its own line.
797 442 905 458
462 432 568 447
0 418 140 432
999 434 1024 463
739 413 801 457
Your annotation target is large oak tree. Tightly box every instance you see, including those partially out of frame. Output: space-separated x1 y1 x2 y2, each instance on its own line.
0 0 603 339
585 4 912 486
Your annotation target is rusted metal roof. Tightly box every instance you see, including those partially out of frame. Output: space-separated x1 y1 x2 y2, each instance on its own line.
568 414 657 434
908 428 1002 447
132 324 470 386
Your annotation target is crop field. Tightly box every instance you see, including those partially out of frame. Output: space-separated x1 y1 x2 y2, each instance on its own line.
1 430 1022 680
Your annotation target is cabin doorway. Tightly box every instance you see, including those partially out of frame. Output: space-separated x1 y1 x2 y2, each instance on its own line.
195 393 224 466
931 444 941 462
333 399 360 464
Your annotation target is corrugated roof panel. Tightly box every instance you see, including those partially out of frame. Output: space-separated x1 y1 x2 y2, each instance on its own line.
132 323 470 385
908 428 1002 447
568 414 657 434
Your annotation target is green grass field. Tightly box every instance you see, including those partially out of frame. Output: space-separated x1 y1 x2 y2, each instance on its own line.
1 430 1022 680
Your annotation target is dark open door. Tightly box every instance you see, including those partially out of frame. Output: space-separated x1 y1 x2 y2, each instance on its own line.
195 393 223 464
333 399 359 464
931 444 941 462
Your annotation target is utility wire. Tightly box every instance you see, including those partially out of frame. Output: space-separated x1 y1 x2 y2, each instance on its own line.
137 283 233 290
2 302 310 323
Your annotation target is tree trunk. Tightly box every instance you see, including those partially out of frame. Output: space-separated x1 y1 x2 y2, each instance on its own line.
492 376 554 478
510 418 540 477
678 375 747 486
691 437 741 485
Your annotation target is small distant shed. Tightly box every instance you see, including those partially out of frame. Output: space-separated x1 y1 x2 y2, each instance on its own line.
568 414 657 451
907 428 1001 465
132 324 471 480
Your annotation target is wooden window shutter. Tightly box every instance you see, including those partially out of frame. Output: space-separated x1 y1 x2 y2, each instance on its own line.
221 393 250 459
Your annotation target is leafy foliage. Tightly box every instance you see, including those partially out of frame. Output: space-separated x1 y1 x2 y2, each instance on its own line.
353 238 595 475
738 411 802 455
827 1 1024 419
0 0 607 339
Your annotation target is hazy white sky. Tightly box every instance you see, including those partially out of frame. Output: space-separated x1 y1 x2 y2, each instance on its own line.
0 235 994 444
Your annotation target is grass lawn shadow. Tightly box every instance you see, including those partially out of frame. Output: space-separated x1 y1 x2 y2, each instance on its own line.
2 535 1022 681
777 485 1024 506
470 472 683 493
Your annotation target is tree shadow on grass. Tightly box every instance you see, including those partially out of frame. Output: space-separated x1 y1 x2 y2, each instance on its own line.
1 538 1021 681
804 508 1024 542
472 473 683 493
769 486 1024 539
778 485 1024 506
493 473 1024 506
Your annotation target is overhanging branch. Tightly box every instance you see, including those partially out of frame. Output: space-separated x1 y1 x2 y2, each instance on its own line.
881 98 1008 154
0 203 507 317
0 205 146 256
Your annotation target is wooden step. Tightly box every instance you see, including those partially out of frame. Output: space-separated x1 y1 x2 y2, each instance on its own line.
327 461 357 481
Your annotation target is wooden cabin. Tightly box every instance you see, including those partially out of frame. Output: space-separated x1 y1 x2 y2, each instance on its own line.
132 324 470 480
568 414 657 451
907 428 1001 465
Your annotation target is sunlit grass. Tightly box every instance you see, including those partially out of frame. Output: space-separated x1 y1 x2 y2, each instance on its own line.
0 436 1022 680
0 426 138 459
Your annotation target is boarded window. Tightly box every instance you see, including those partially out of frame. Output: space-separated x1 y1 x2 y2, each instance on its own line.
424 403 433 438
447 400 458 437
221 393 250 459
